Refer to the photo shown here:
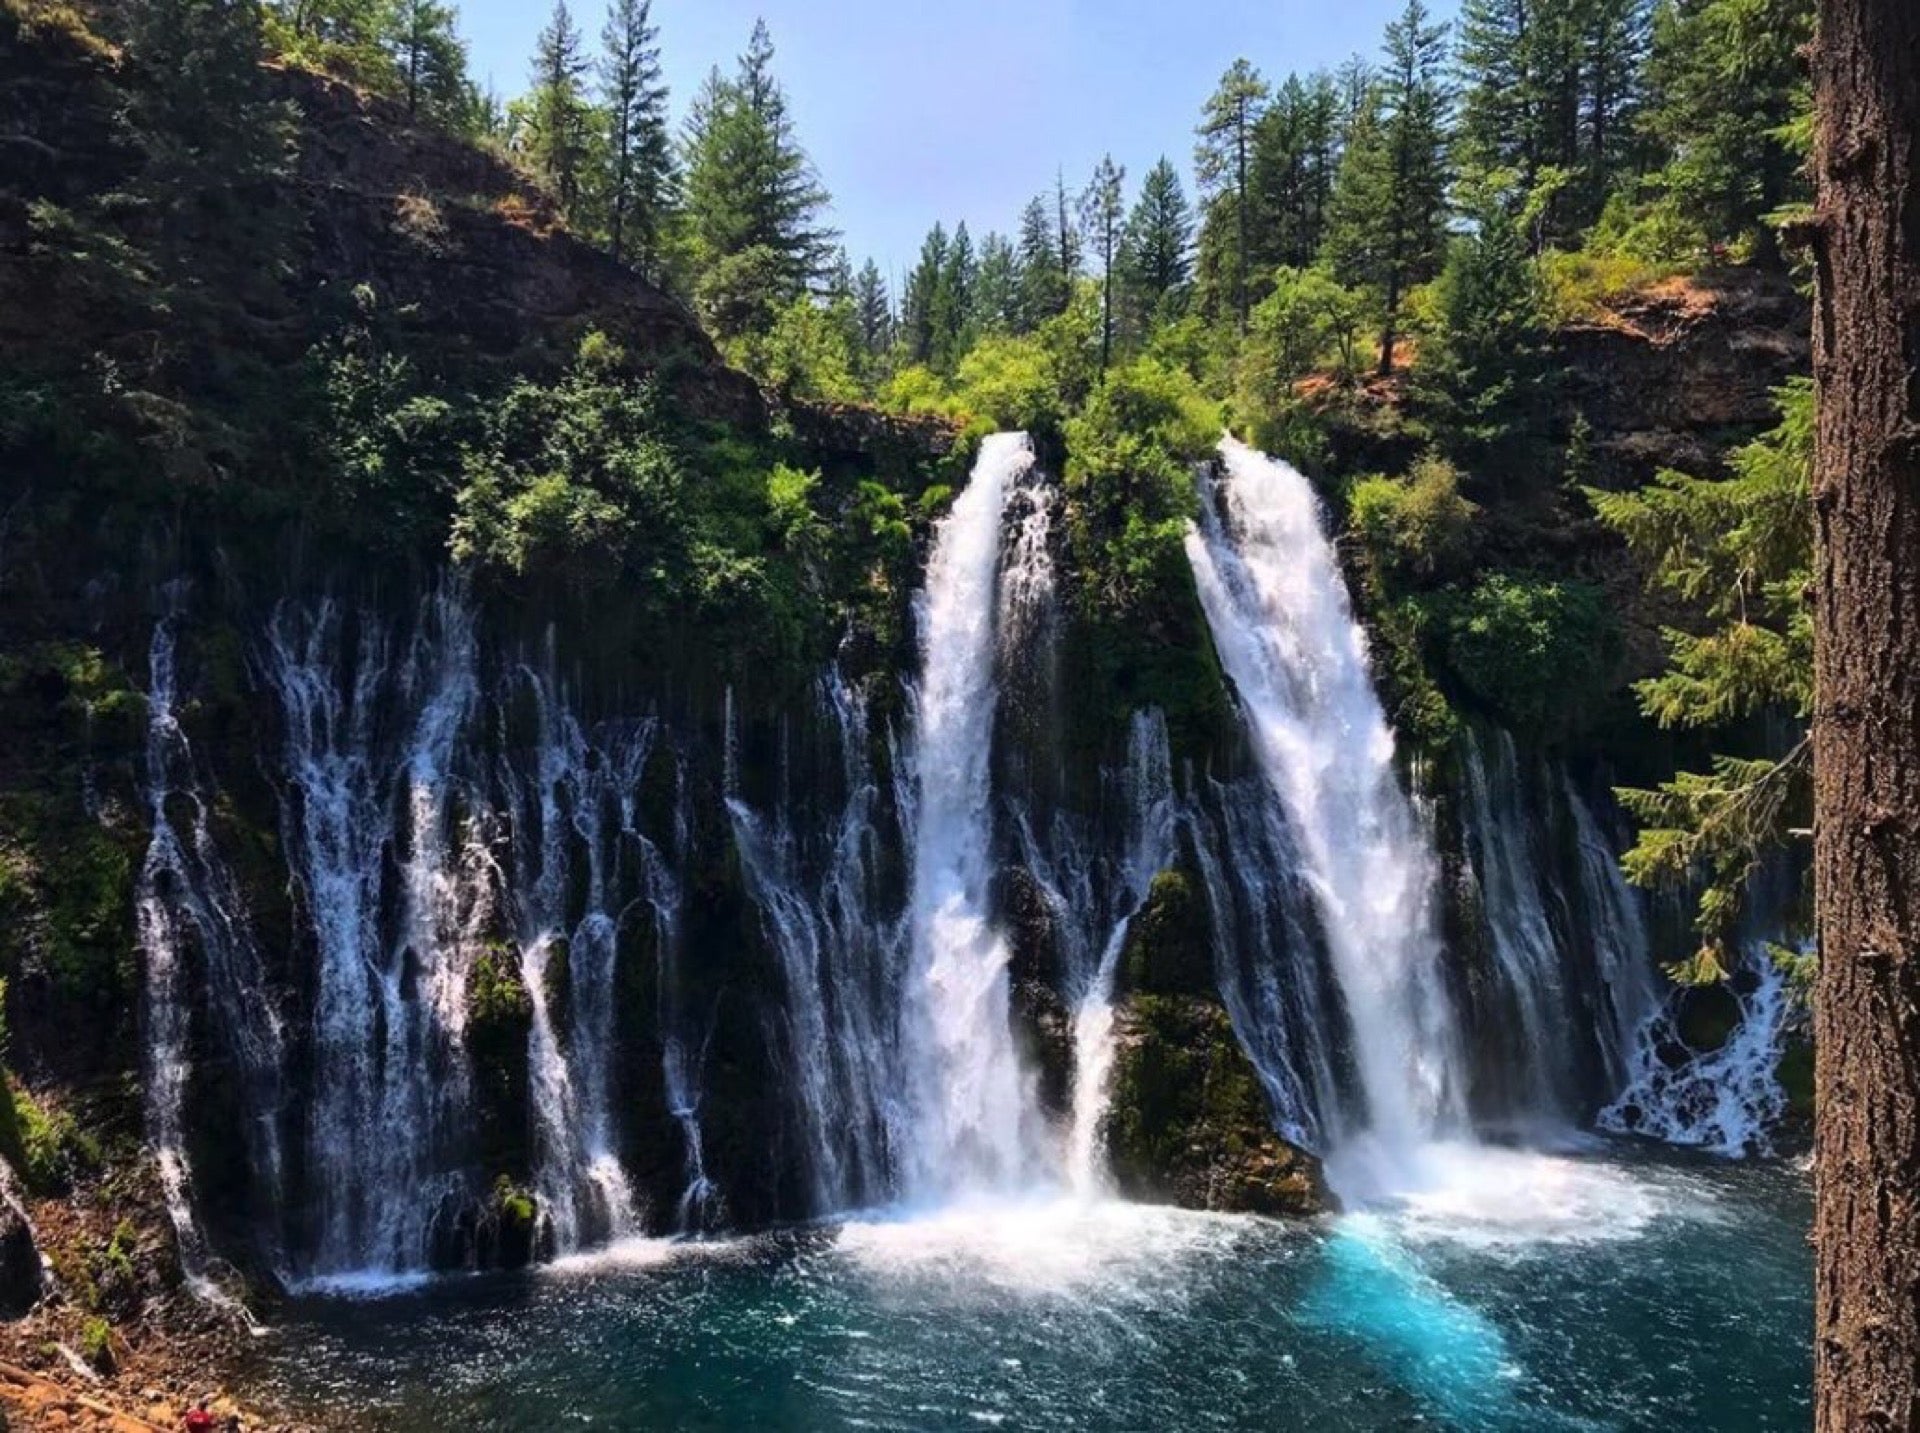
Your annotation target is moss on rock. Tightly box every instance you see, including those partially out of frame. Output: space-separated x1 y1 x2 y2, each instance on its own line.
1105 994 1330 1218
1120 868 1212 997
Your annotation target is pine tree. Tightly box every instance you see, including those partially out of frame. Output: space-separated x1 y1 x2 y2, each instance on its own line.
1195 58 1269 329
1323 0 1451 373
1015 193 1066 329
853 259 893 363
902 222 949 365
1054 170 1082 293
1078 156 1127 372
125 0 294 292
935 221 976 371
1641 0 1811 259
1454 0 1651 236
1251 71 1343 275
680 21 834 302
972 232 1021 336
528 0 594 215
599 0 673 275
390 0 470 126
1416 182 1554 474
1119 156 1195 339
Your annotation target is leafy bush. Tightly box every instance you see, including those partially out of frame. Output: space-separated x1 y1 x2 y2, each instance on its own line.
727 297 862 403
1432 574 1620 729
1537 247 1677 324
1346 454 1479 581
949 335 1064 435
81 1315 113 1371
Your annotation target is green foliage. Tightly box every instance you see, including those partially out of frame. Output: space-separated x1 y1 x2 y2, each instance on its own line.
1234 265 1367 422
598 0 673 275
1122 870 1212 997
1432 573 1620 730
1415 178 1555 475
679 21 833 305
1536 241 1680 324
0 1080 101 1195
451 334 691 585
949 335 1065 436
1589 381 1813 964
1346 454 1479 580
1639 0 1812 262
1453 0 1649 237
80 1316 113 1371
1322 0 1452 373
727 296 862 402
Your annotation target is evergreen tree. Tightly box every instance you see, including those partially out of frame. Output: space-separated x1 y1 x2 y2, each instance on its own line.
390 0 470 125
680 21 834 303
853 259 894 364
126 0 294 293
901 222 950 365
1015 193 1067 329
1054 170 1083 292
599 0 673 275
1641 0 1811 259
1323 0 1451 373
528 0 594 215
1587 382 1812 966
1251 70 1343 274
1195 58 1269 328
1454 0 1651 236
1119 156 1195 339
1079 155 1126 372
1415 182 1554 475
935 221 977 370
972 232 1021 335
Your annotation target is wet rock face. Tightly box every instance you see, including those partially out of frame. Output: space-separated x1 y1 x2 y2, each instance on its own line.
1105 995 1331 1219
0 1182 40 1318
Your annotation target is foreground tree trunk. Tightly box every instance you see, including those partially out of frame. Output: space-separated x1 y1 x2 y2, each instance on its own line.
1810 0 1920 1427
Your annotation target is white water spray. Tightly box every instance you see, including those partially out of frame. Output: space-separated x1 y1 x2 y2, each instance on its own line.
1185 439 1465 1191
902 432 1045 1199
138 607 288 1294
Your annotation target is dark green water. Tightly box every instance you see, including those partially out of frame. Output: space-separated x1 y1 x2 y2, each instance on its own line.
256 1147 1809 1431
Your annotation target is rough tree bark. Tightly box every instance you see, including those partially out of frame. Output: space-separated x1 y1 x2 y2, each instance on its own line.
1810 0 1920 1427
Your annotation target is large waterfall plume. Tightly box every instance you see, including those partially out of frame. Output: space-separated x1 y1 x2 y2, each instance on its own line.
900 431 1050 1200
1185 438 1467 1192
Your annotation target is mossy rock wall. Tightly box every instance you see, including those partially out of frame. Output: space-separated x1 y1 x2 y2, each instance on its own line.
1105 994 1331 1218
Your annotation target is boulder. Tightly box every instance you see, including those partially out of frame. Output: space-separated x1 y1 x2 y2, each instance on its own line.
1105 995 1330 1218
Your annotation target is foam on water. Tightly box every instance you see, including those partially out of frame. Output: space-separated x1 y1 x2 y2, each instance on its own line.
834 1197 1255 1298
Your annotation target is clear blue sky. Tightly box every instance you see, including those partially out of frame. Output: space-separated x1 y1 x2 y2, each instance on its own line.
457 0 1454 283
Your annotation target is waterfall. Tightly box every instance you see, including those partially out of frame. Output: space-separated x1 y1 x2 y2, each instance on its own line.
1566 780 1660 1093
1061 712 1178 1193
651 761 719 1234
901 431 1045 1199
1459 730 1581 1123
728 673 905 1214
1185 438 1464 1186
266 588 488 1283
137 607 288 1291
1187 775 1351 1149
1599 954 1793 1155
500 660 653 1252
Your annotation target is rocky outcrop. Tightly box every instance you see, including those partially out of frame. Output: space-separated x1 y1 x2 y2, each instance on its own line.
1105 995 1331 1218
1557 267 1810 488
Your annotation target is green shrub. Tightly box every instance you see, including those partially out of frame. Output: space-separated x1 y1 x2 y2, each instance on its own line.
1346 454 1479 581
80 1316 112 1371
1431 573 1620 730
